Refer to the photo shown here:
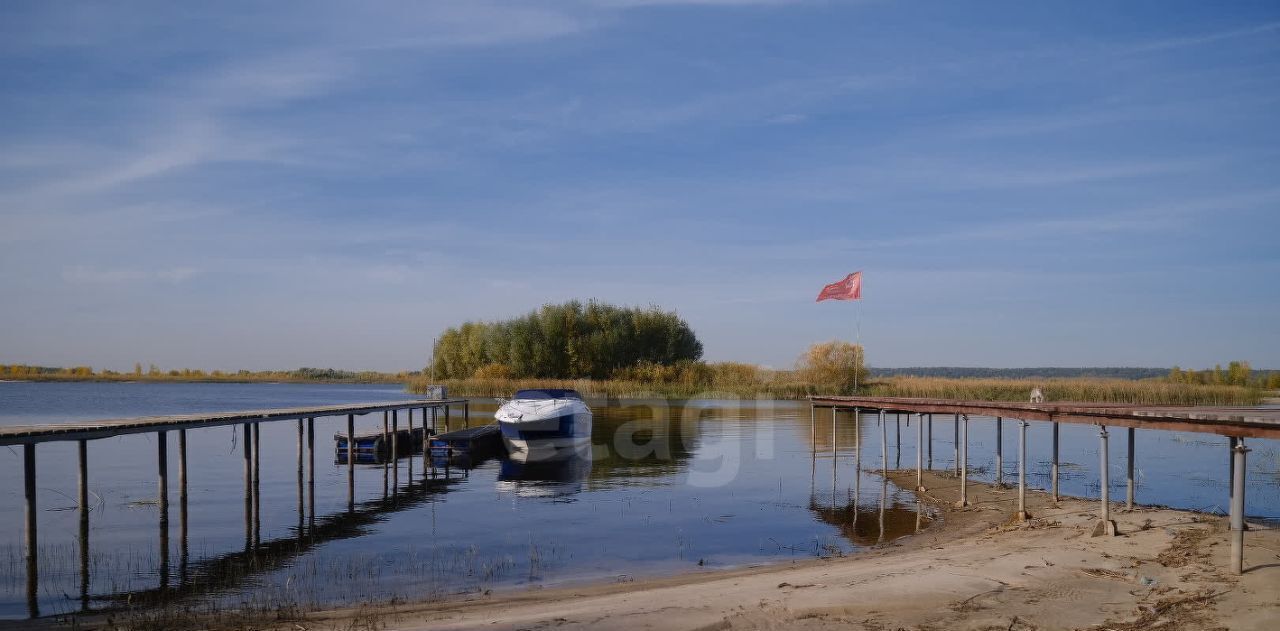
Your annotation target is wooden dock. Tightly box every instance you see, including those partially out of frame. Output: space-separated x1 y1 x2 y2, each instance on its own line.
1 396 471 619
809 395 1279 576
429 424 503 466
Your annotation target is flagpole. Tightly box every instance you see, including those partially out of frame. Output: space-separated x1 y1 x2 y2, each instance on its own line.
854 296 862 394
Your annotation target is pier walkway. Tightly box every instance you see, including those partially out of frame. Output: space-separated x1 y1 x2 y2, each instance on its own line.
810 396 1280 576
2 397 471 618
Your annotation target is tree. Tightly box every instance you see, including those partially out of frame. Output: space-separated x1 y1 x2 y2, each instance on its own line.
796 340 869 394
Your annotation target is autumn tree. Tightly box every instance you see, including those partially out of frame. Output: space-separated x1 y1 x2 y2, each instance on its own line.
796 340 869 394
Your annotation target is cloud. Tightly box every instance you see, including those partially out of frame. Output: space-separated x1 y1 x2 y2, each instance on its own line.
62 266 200 284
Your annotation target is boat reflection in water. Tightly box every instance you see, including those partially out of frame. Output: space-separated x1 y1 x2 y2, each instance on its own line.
496 448 592 498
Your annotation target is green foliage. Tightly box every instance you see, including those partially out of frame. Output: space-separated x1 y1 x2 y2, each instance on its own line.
1166 360 1274 388
795 340 869 394
431 301 703 379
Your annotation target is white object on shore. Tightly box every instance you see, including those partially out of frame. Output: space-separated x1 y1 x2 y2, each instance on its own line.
1030 388 1045 403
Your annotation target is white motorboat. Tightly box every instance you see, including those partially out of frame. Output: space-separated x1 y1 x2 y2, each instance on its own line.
495 388 592 460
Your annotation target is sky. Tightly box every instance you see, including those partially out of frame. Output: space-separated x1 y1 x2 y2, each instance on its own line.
1 1 1278 372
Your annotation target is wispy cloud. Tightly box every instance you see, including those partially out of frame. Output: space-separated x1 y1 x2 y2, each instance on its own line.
62 266 200 285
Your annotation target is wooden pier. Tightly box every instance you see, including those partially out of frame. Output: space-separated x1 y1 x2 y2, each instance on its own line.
810 396 1280 575
0 397 470 618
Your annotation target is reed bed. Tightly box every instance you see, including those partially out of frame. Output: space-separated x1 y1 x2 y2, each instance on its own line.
863 376 1263 405
409 375 1263 406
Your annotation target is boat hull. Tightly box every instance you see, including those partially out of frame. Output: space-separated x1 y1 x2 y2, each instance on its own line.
495 396 592 461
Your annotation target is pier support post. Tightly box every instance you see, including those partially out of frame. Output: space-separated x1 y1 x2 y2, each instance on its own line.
879 409 887 471
243 423 252 550
1096 426 1116 536
1230 438 1249 575
296 419 304 532
178 430 187 507
382 411 389 457
347 414 355 512
252 423 260 547
1051 421 1060 504
957 415 968 507
392 409 399 460
915 413 925 491
392 409 400 492
24 444 38 618
158 430 168 505
78 439 88 510
444 405 450 433
895 413 901 469
464 401 470 428
307 417 315 530
1017 420 1028 521
78 439 89 609
953 413 960 475
926 414 932 469
995 417 1003 486
1126 427 1135 510
832 407 839 459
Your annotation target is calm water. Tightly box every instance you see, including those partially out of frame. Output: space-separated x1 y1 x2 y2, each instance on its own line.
0 382 1276 619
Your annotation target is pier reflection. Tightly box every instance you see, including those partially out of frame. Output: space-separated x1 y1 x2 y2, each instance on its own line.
96 472 466 610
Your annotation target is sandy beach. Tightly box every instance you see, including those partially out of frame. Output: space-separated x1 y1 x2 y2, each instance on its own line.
43 469 1279 631
286 470 1277 631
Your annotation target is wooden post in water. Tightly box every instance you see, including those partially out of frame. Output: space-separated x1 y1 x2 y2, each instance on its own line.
879 409 887 471
296 419 304 532
1017 420 1028 521
78 439 88 509
24 444 38 618
157 430 169 576
926 414 932 469
831 407 838 458
242 423 252 551
1051 421 1060 503
953 413 960 475
1126 427 1136 510
347 414 355 512
464 401 470 428
252 423 260 547
307 417 315 530
444 404 450 433
392 409 400 493
243 422 252 485
1097 426 1116 536
995 417 1003 486
1230 438 1248 574
957 415 968 507
895 412 901 469
78 438 89 610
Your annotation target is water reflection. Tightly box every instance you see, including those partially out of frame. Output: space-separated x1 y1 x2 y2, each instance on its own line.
497 451 592 498
3 392 912 620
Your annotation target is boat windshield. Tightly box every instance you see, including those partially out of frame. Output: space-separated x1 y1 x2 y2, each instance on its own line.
512 389 583 400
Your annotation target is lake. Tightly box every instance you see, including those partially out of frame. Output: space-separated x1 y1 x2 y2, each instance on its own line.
0 381 1276 620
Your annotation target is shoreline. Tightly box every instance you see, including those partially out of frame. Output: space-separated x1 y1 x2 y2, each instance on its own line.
56 471 1279 630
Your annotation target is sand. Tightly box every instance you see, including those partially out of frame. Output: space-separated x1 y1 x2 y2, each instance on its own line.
50 471 1280 630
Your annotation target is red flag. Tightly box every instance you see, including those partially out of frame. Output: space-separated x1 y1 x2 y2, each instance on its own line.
816 271 862 302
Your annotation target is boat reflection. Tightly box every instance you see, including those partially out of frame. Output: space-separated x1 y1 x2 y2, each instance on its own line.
497 449 592 498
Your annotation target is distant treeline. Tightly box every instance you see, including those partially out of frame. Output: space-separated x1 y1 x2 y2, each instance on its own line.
0 364 413 383
431 301 703 380
1167 361 1280 389
871 367 1171 380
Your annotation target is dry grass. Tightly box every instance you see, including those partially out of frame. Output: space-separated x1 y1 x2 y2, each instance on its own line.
408 375 1262 405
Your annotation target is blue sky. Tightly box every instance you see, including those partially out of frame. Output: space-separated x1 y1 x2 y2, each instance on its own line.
1 1 1278 372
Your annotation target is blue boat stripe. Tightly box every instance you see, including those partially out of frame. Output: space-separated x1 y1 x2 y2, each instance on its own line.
501 413 577 440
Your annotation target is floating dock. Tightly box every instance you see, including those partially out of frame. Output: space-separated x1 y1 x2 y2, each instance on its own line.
429 424 503 466
335 426 427 463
